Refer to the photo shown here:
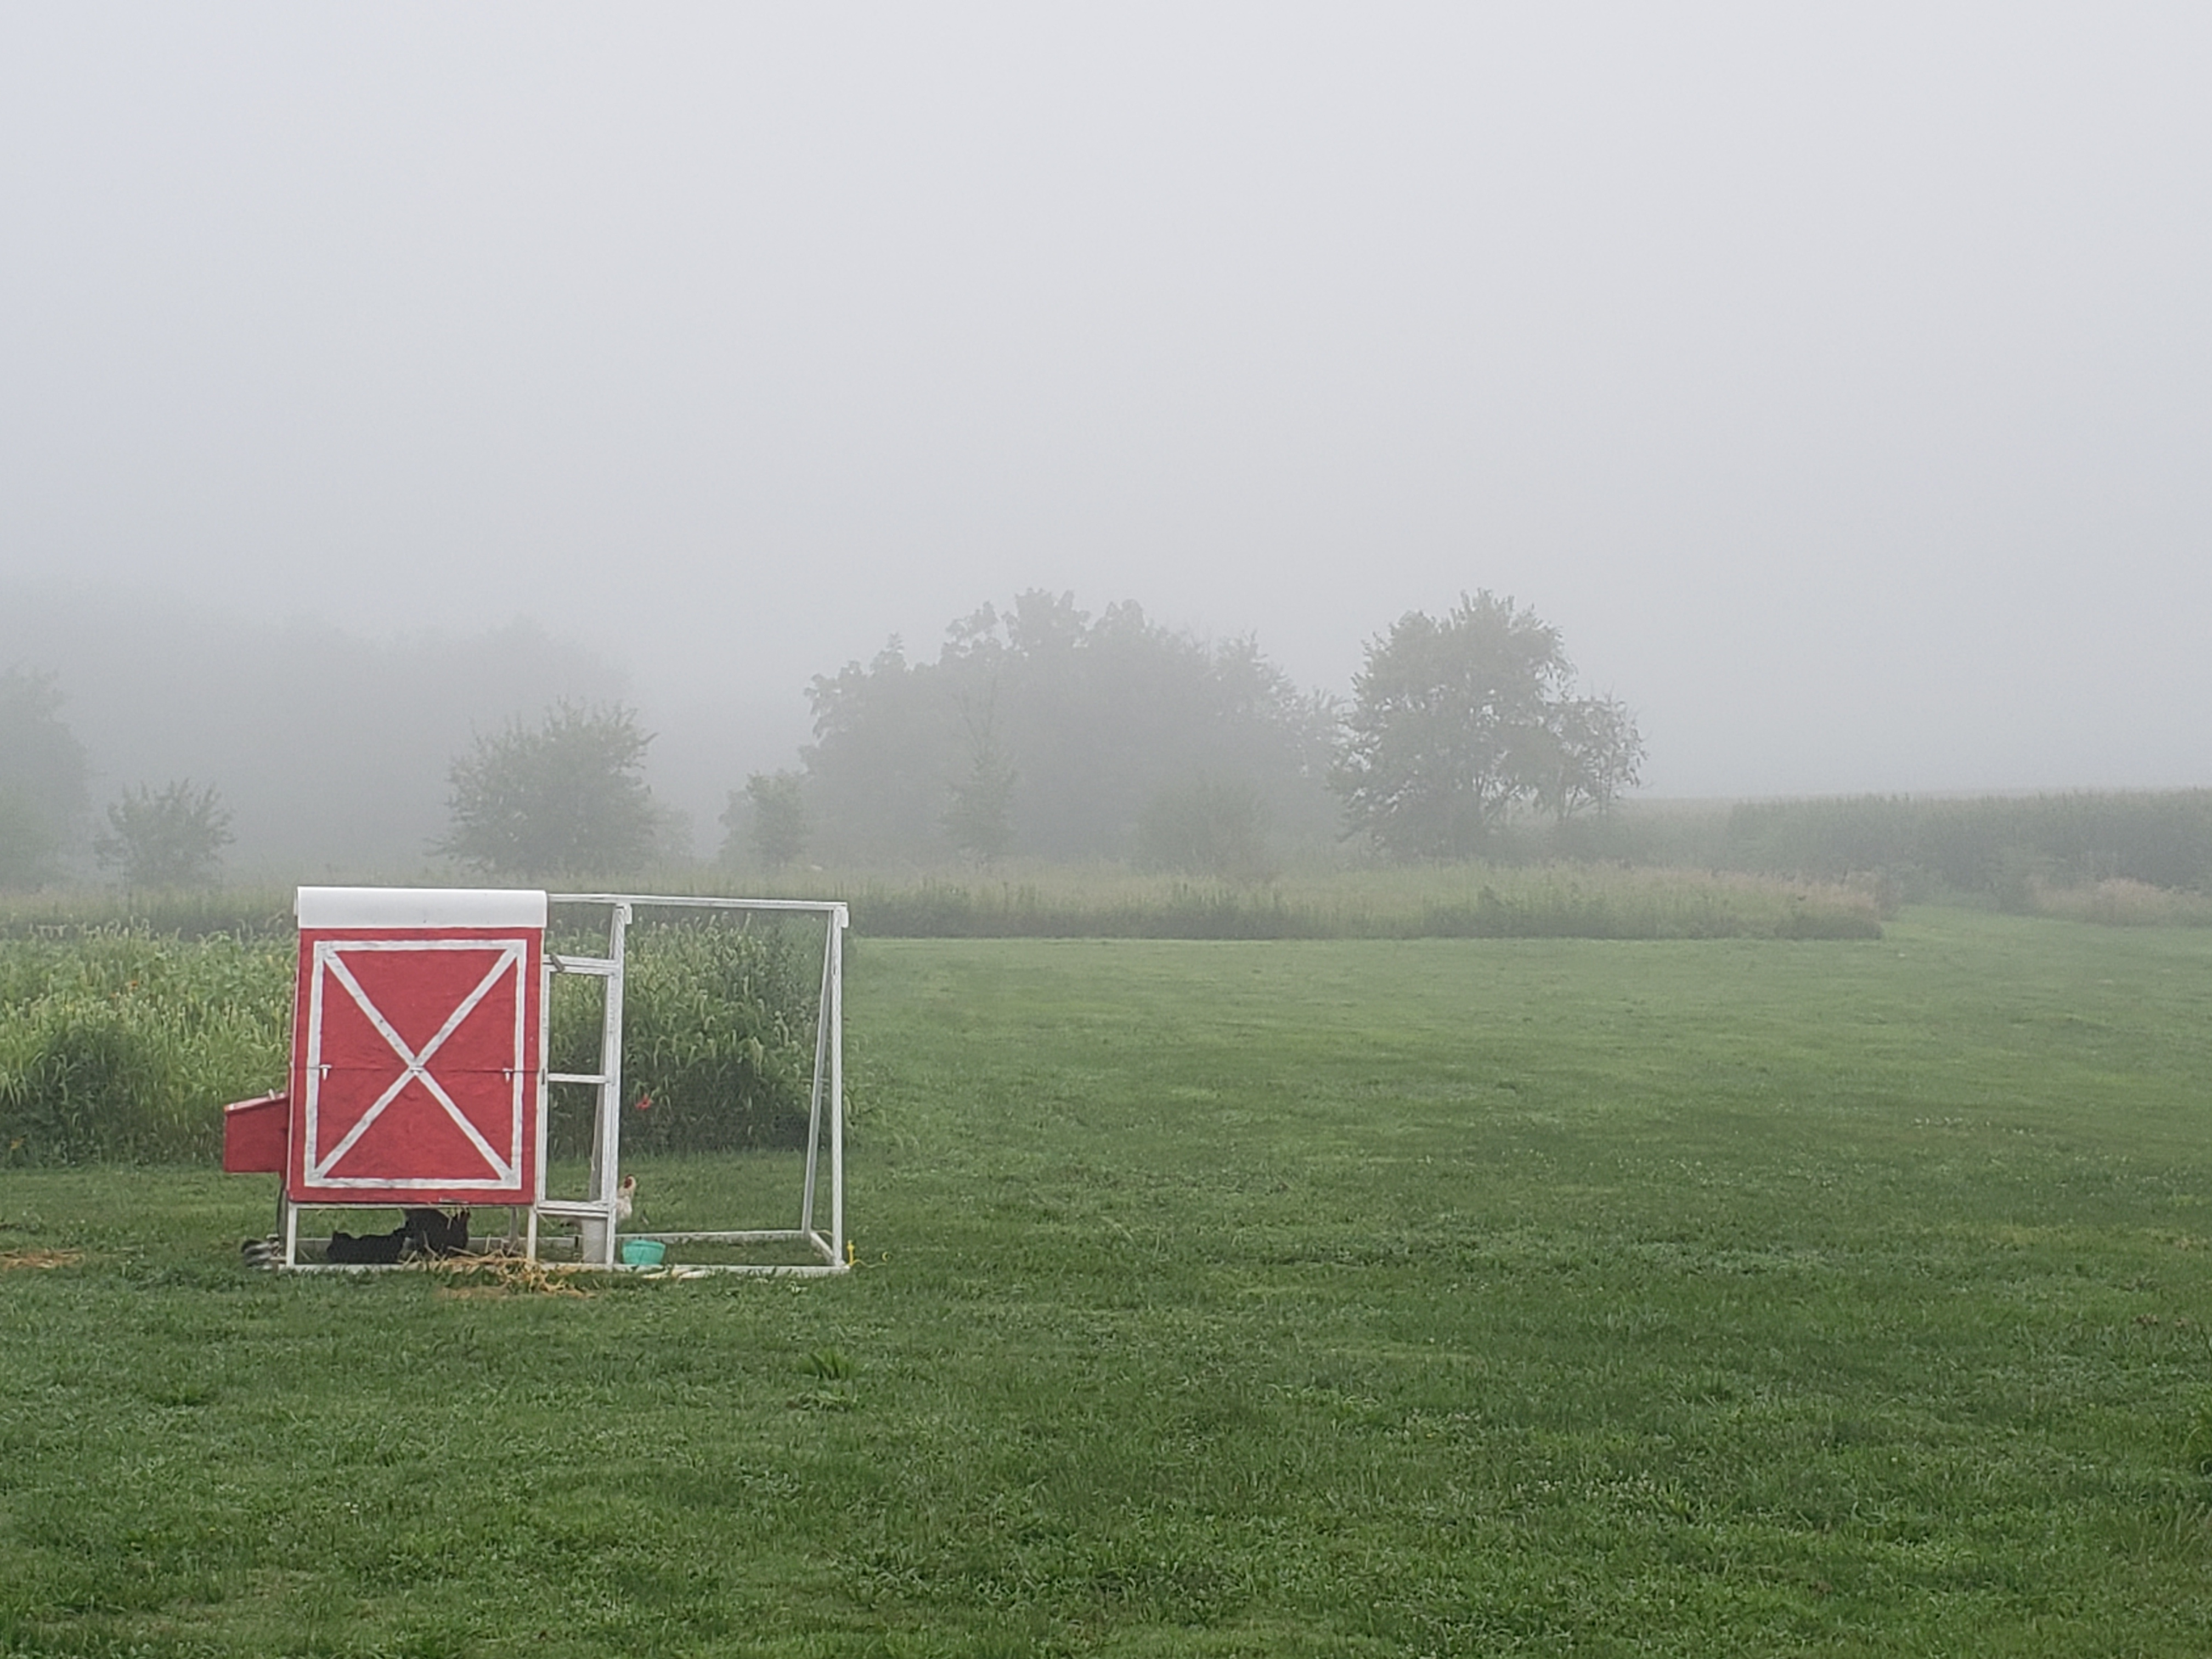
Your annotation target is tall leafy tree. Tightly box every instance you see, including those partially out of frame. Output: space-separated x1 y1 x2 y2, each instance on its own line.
0 667 91 888
1333 592 1638 859
95 780 233 888
437 701 659 879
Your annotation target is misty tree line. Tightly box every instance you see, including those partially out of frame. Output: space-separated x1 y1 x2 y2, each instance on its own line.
738 589 1641 877
12 592 2212 897
445 590 1645 881
0 591 1643 887
0 669 233 889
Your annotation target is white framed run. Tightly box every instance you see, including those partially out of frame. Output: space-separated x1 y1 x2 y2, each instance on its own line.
533 894 850 1276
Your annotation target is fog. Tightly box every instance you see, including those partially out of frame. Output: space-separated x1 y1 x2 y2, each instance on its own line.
4 3 2209 847
0 587 631 872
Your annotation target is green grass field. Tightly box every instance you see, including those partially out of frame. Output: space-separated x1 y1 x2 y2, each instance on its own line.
5 911 2212 1655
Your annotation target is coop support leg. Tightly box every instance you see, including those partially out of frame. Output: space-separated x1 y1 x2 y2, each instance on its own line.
828 912 845 1265
800 916 833 1237
588 901 630 1268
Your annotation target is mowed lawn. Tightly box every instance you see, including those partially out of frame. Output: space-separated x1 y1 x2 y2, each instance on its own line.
5 911 2212 1656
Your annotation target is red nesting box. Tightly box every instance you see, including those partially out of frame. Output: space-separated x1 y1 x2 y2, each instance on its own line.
286 888 546 1206
222 1091 289 1173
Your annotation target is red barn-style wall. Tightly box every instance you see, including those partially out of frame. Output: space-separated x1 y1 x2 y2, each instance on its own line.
287 888 546 1207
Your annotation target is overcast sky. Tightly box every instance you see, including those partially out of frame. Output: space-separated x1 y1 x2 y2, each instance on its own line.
4 3 2208 800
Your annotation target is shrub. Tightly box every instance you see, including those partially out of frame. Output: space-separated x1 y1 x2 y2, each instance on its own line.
94 779 234 889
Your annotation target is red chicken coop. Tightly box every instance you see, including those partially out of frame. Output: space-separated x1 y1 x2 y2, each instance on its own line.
225 886 851 1275
289 885 545 1206
224 887 546 1265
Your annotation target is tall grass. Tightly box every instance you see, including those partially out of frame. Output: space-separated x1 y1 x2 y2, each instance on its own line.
0 888 296 940
0 929 290 1165
810 862 1884 940
0 862 1884 941
0 920 826 1167
545 916 820 1155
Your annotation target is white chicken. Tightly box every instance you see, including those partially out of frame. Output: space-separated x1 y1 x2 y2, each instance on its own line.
613 1173 637 1223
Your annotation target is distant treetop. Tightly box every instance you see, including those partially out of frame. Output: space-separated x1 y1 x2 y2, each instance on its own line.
1332 592 1643 859
436 701 661 880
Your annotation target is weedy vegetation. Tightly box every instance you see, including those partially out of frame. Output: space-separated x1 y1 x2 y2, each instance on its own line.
4 910 2212 1654
1 860 1892 946
0 917 826 1167
825 862 1883 940
544 913 823 1157
0 928 291 1165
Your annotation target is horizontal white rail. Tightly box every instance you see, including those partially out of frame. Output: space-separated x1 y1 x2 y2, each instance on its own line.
552 893 849 925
